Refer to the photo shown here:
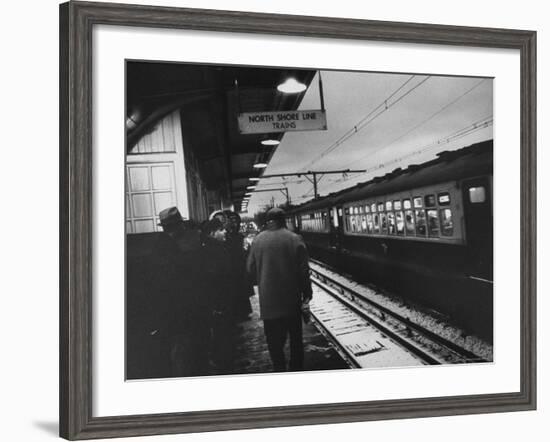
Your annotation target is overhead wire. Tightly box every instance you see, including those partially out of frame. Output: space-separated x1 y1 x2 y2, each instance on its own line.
299 75 430 171
340 78 489 169
315 116 493 196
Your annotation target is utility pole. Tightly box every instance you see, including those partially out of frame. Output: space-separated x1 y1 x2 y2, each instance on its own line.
252 187 291 205
258 169 365 199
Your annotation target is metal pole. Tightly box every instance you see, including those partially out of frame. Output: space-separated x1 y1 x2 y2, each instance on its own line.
313 172 318 199
234 79 241 115
318 71 325 111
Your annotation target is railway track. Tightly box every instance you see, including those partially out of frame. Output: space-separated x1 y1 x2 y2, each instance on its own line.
308 259 489 368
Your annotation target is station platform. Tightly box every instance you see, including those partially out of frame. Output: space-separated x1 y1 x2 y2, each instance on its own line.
231 294 349 374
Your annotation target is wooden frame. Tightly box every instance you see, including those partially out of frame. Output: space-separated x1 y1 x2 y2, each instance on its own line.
59 1 536 439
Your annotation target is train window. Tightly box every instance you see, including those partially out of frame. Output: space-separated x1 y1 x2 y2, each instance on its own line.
338 208 343 217
359 206 364 214
373 214 380 233
427 209 440 237
405 210 415 234
371 203 377 213
380 213 388 234
386 201 393 211
395 211 405 235
413 197 423 208
387 212 396 234
394 200 402 210
365 205 370 213
345 207 349 214
438 192 451 206
469 186 486 203
415 210 427 236
424 194 436 207
366 214 373 233
378 203 384 212
440 209 453 236
403 199 412 210
361 215 367 232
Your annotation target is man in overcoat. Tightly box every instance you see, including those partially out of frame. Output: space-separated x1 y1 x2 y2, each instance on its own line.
150 207 210 377
246 207 313 372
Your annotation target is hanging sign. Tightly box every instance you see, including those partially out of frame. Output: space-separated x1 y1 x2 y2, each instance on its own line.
238 109 327 134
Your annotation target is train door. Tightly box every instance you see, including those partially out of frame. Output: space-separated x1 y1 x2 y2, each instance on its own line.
462 177 493 280
329 206 344 249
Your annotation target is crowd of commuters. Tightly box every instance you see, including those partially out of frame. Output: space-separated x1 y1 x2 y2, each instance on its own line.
149 205 311 377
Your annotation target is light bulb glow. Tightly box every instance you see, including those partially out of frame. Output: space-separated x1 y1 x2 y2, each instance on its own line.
277 78 306 94
261 139 280 146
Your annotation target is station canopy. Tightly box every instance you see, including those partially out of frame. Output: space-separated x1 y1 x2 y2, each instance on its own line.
126 62 316 211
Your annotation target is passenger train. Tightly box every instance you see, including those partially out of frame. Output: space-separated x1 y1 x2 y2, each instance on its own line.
286 140 493 340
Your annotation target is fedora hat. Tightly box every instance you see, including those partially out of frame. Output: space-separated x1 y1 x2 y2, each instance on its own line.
158 206 185 227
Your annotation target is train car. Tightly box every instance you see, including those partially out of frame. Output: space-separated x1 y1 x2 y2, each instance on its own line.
288 140 493 340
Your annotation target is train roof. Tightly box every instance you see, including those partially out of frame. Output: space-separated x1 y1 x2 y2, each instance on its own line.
289 139 493 213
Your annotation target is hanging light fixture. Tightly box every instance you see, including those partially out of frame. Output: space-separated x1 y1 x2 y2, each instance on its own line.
253 162 268 169
249 177 260 182
261 139 280 146
277 78 306 94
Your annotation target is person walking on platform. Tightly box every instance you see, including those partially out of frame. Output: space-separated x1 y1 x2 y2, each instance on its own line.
151 207 210 378
246 207 313 372
201 217 237 374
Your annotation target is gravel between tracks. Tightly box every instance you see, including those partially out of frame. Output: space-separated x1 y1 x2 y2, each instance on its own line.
310 261 493 362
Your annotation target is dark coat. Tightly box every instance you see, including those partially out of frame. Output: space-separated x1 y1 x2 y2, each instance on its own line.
202 237 234 314
225 232 254 318
246 227 312 320
150 230 210 336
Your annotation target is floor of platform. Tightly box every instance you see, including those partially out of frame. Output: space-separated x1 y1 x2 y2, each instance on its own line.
231 294 349 374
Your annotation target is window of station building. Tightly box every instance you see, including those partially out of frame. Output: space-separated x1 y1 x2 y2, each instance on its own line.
394 200 402 211
378 202 384 212
405 210 415 234
387 212 396 234
413 196 423 208
403 199 412 210
415 209 427 236
440 208 454 236
424 194 436 207
380 213 388 234
371 203 377 213
438 192 451 206
426 209 440 237
469 186 486 203
395 211 405 235
385 201 393 211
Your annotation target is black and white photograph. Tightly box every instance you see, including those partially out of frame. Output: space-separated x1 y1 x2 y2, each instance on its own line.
125 61 494 380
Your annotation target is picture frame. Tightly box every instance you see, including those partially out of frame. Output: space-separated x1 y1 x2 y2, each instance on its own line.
59 1 536 440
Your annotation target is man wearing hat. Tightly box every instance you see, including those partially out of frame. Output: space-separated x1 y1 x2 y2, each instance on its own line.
246 207 313 372
150 206 210 377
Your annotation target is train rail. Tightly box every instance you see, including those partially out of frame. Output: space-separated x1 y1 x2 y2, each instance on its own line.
308 259 490 368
